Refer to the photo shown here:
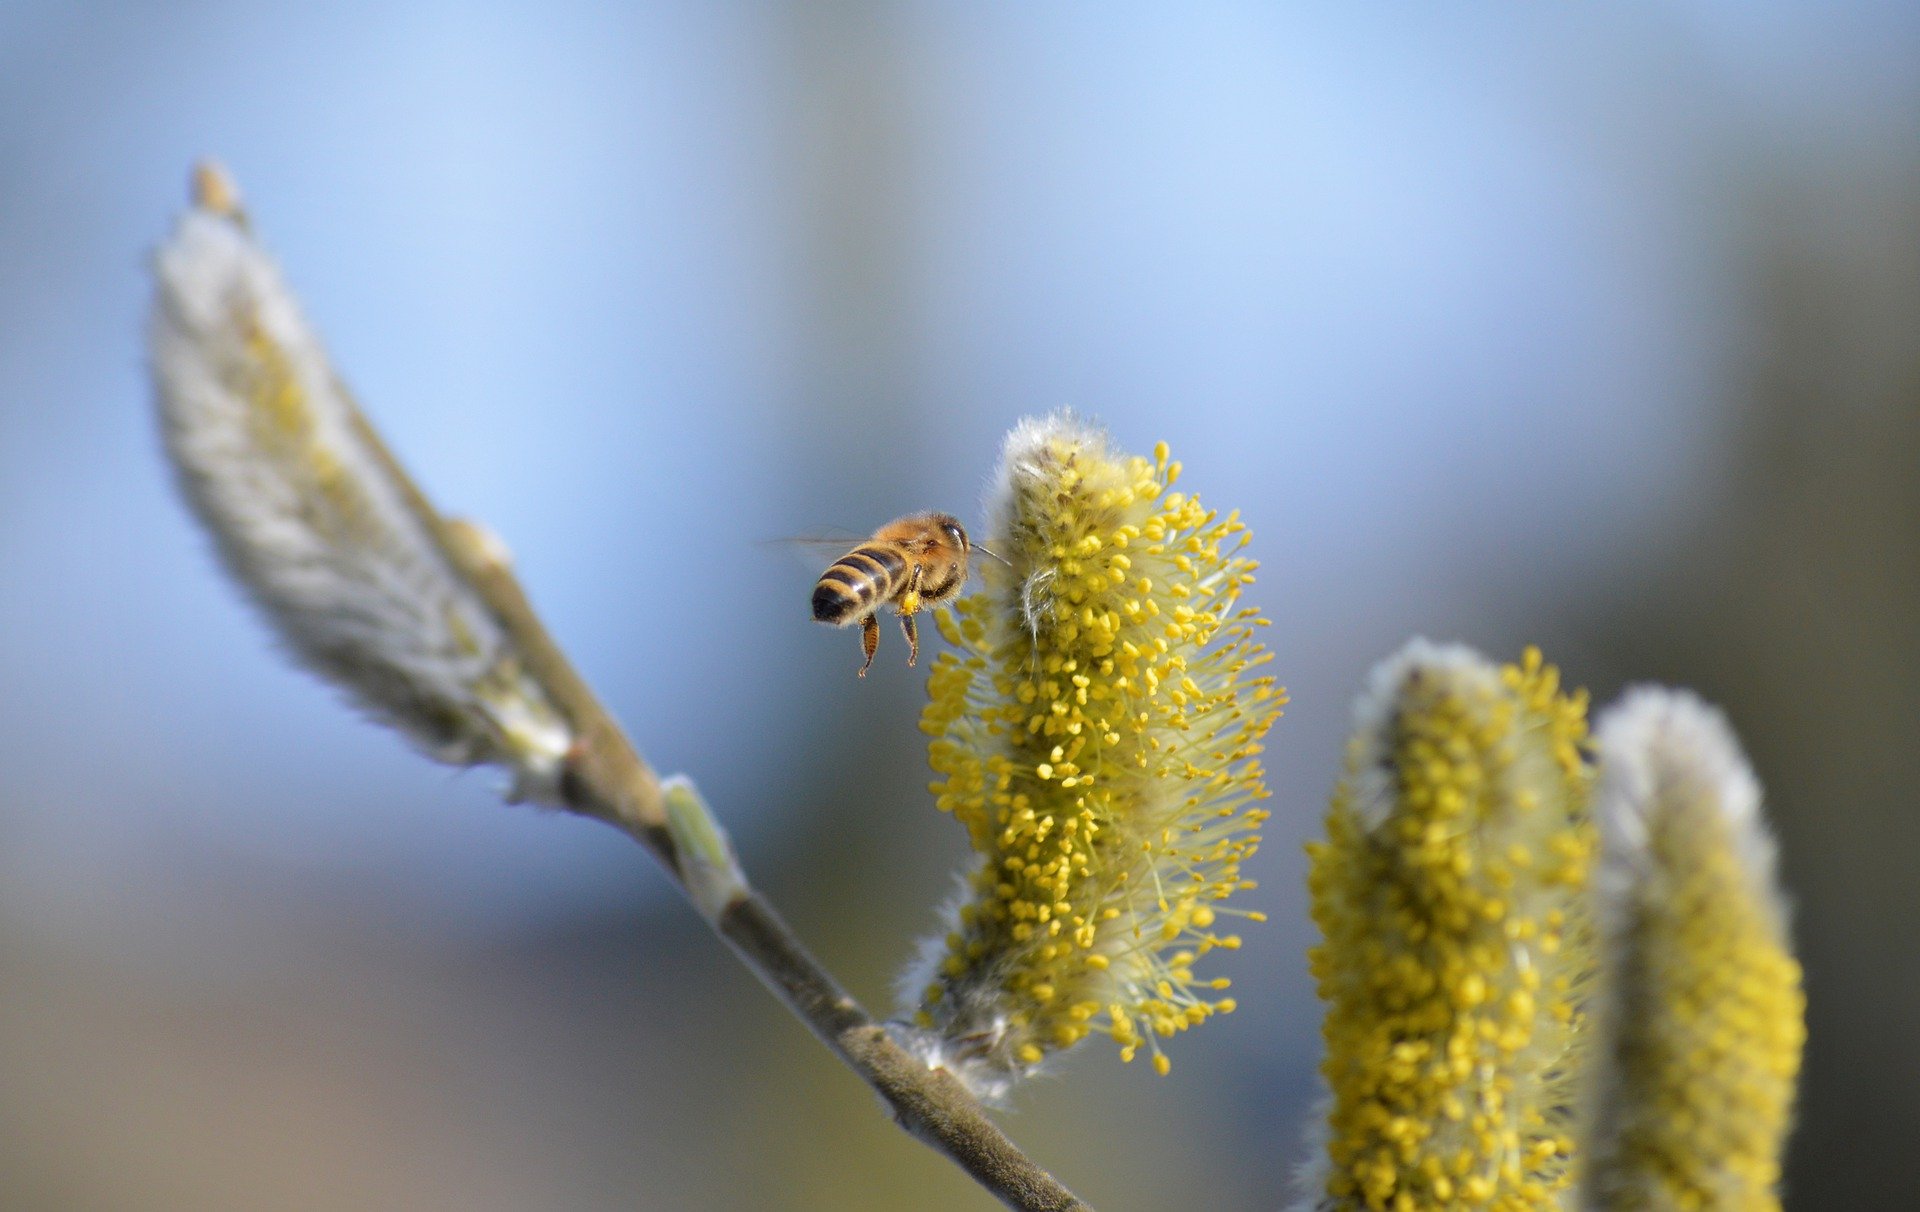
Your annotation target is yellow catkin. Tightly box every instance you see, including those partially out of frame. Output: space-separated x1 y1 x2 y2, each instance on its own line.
907 415 1283 1096
1304 642 1593 1211
1582 689 1804 1212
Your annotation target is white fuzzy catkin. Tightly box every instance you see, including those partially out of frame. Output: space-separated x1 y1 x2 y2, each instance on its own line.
1582 688 1803 1212
1592 688 1775 911
1344 638 1504 830
149 165 572 800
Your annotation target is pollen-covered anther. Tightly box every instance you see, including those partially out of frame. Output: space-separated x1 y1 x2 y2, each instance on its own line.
1300 641 1594 1210
901 414 1282 1098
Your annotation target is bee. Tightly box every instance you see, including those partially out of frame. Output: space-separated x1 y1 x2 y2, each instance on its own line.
811 512 983 676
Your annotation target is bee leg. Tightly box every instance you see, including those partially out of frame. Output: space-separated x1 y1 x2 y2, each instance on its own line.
897 563 924 617
900 611 920 667
857 614 880 677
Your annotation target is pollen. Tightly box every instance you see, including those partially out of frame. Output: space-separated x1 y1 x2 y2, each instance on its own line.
1304 642 1593 1210
907 415 1282 1091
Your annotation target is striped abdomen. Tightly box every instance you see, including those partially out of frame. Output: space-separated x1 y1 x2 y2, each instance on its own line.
812 543 908 624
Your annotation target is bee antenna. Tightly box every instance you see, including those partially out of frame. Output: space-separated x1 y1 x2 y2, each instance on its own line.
973 542 1012 567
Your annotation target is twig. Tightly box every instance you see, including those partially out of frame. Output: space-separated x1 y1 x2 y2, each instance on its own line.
157 164 1088 1211
440 520 1091 1212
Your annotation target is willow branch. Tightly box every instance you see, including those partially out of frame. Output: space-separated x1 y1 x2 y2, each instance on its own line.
443 525 1091 1212
151 163 1087 1212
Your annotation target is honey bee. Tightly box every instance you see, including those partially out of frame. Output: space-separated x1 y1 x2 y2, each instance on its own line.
811 512 983 676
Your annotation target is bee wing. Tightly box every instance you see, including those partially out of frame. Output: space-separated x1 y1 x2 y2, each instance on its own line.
760 533 869 572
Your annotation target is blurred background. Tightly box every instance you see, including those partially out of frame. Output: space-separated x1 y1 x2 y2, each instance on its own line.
1 3 1915 1208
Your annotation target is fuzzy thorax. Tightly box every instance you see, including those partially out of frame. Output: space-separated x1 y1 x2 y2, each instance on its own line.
904 414 1283 1095
1303 642 1594 1211
1581 689 1804 1212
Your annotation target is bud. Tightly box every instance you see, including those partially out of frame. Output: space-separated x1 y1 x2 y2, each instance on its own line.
148 163 572 801
664 775 749 923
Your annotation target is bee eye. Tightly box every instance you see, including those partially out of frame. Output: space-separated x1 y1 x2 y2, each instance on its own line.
944 523 967 549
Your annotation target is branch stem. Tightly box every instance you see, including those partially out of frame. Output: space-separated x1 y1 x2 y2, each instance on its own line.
444 520 1091 1212
718 893 1091 1212
164 167 1087 1211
